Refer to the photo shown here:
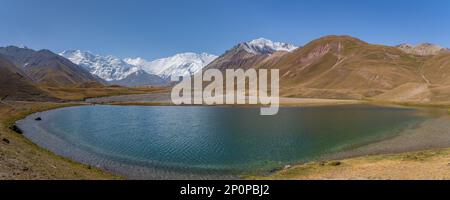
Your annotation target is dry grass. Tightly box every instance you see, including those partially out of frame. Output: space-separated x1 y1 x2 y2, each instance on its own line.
247 148 450 180
0 101 121 179
40 85 170 101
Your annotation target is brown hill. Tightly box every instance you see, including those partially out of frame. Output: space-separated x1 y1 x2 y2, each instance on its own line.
0 55 55 101
262 36 428 98
0 46 104 87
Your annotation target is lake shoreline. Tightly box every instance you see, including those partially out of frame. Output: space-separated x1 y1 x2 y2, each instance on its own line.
85 92 366 107
3 97 450 180
247 109 450 179
0 101 120 180
16 108 239 180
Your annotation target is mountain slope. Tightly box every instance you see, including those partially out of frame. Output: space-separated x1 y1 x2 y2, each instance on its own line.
420 52 450 85
0 55 54 101
0 46 102 87
125 52 218 79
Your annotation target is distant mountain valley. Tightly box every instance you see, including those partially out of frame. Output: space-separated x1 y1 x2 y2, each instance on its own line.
1 36 450 105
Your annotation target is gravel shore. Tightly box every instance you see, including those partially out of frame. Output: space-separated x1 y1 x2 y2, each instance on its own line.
85 92 363 106
323 115 450 161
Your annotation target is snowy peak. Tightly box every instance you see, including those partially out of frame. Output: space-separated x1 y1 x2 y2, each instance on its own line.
124 52 218 79
241 38 298 54
397 43 446 56
60 50 139 81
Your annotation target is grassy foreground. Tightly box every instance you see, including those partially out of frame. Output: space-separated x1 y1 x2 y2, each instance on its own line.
0 101 121 179
40 85 170 101
247 148 450 180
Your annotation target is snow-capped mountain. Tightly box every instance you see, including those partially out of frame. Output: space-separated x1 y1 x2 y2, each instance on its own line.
241 38 298 54
124 52 218 79
203 38 299 72
59 39 293 84
59 39 293 86
60 50 140 81
60 50 218 86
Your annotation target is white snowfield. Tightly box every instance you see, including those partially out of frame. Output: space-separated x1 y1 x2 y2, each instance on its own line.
60 50 140 81
125 52 218 79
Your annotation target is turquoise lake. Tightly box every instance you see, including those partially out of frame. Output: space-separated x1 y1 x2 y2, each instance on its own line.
18 105 426 179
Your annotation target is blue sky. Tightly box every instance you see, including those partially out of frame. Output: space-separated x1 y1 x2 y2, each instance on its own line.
0 0 449 60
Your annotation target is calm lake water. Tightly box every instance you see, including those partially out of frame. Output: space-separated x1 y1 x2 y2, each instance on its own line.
18 105 426 179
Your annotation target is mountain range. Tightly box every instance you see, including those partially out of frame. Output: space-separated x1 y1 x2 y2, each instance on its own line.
205 35 450 104
1 36 450 104
58 38 296 87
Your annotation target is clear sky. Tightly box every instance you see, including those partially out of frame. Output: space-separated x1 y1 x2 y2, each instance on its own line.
0 0 449 60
